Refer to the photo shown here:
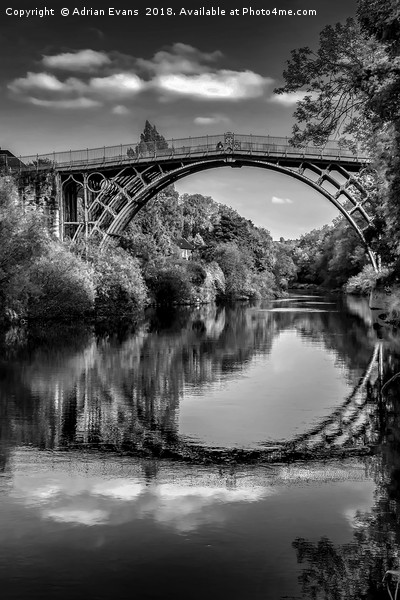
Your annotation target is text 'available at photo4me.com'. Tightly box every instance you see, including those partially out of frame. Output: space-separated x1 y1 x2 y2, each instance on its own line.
5 6 317 18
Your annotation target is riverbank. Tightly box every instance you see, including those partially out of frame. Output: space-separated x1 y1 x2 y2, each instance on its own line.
0 175 290 325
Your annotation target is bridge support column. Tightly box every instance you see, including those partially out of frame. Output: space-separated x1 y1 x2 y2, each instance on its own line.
83 173 89 243
54 172 62 239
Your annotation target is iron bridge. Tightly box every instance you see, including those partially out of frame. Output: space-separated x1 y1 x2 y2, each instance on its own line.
15 132 377 268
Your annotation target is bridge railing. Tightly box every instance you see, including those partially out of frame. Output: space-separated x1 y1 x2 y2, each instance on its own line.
12 133 368 171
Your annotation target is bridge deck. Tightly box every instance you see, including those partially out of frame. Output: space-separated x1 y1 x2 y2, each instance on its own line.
10 133 369 172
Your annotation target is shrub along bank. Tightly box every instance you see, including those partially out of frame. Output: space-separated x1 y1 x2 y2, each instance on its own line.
0 176 289 324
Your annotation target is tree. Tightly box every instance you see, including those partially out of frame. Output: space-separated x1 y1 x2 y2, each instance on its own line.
28 244 95 319
122 185 183 261
274 16 398 148
0 176 49 320
213 242 253 299
89 246 148 316
275 6 400 256
357 0 400 257
272 241 298 289
136 120 169 155
179 193 219 240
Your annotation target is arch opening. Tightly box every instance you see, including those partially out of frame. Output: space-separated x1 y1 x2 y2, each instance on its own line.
88 157 377 271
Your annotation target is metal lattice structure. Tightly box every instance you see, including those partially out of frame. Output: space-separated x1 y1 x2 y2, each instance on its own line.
15 132 377 269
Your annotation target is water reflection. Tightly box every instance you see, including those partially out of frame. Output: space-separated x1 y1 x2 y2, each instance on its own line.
291 346 400 600
2 295 400 598
7 451 269 531
0 296 382 468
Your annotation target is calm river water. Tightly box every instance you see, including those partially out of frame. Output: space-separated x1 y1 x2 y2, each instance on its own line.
1 293 400 599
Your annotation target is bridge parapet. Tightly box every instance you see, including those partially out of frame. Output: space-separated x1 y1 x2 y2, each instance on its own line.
11 132 369 172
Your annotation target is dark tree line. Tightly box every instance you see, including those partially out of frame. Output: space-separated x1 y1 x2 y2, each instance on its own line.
275 1 400 267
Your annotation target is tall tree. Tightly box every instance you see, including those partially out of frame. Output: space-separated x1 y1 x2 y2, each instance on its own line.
275 4 400 257
137 120 169 154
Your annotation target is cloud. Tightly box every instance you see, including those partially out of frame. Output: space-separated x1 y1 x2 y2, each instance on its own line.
9 70 142 109
139 44 270 100
28 97 101 109
90 72 143 96
137 43 222 76
9 72 88 96
271 196 293 204
42 49 111 72
194 114 230 125
269 91 316 106
93 481 144 500
9 44 273 109
11 463 279 535
9 72 67 93
112 104 131 115
155 70 271 100
141 484 269 532
44 509 109 526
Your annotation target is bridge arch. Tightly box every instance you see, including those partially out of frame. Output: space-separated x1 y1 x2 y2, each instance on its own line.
84 157 377 270
40 133 375 269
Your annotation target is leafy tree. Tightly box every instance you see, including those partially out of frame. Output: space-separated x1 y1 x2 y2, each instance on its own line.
284 217 368 288
289 225 332 284
179 193 219 240
275 6 400 256
272 241 298 289
145 262 192 305
89 246 148 316
136 120 169 155
274 17 396 148
27 244 95 319
0 177 50 320
357 0 400 258
213 242 253 299
208 204 275 274
121 185 183 261
345 264 388 295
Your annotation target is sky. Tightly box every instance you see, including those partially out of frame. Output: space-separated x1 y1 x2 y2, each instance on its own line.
0 0 358 238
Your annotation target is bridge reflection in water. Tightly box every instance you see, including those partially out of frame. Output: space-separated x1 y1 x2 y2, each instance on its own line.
0 298 387 468
2 296 400 600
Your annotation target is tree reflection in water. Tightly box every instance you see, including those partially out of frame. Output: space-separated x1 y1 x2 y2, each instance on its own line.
2 297 400 596
292 348 400 600
0 297 385 468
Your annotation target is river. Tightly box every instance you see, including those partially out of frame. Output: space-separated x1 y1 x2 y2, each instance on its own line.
1 293 400 599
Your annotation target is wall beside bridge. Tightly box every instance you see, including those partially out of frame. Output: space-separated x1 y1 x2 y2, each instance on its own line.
15 169 61 238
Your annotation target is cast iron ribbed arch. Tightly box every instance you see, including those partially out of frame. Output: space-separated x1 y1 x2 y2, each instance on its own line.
51 134 376 269
63 157 376 270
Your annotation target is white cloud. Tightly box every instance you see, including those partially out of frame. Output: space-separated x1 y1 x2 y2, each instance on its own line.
156 70 271 100
90 72 144 96
9 44 274 109
140 44 270 101
139 484 270 532
8 69 141 108
269 91 316 106
42 49 111 71
28 97 101 109
112 104 131 115
93 481 144 500
137 43 222 76
9 72 66 93
155 484 265 502
194 114 230 125
271 196 293 204
9 72 88 96
44 509 109 526
11 467 273 534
